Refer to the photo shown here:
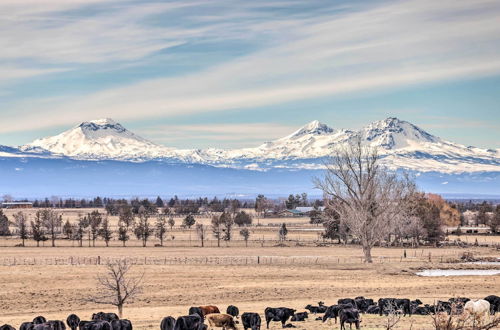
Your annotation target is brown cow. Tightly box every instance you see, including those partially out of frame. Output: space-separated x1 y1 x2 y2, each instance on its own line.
205 314 237 330
200 305 221 316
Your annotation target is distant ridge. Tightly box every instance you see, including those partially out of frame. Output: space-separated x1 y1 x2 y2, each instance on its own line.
0 117 495 174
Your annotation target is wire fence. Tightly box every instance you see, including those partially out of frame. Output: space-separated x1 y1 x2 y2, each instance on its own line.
0 252 462 267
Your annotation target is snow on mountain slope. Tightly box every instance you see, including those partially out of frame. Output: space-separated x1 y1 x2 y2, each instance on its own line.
15 117 500 174
22 118 178 161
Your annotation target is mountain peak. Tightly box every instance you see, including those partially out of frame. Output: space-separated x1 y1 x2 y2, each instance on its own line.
87 118 117 125
361 117 438 149
286 120 335 139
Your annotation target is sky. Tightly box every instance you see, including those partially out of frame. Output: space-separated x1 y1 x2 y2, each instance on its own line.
1 0 499 149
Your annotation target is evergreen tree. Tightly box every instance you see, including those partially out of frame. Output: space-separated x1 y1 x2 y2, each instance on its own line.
31 211 46 247
13 211 28 246
220 212 234 241
239 228 250 247
118 221 129 247
167 217 175 230
88 210 103 247
0 209 11 236
211 215 223 247
155 196 164 208
62 219 74 239
234 211 252 226
182 214 196 229
99 217 113 247
279 223 288 241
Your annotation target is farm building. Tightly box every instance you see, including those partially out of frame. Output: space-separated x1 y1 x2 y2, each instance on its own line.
1 202 33 209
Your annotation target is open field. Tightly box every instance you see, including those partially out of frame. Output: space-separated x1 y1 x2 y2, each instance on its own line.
1 208 499 329
0 245 499 329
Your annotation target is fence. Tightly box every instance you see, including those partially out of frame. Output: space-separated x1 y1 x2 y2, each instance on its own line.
0 252 460 267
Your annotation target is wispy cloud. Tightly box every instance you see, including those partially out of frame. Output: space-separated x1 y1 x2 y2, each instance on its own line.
135 123 298 148
1 0 500 136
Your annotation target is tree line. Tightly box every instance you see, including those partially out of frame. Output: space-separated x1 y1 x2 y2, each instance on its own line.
0 208 256 247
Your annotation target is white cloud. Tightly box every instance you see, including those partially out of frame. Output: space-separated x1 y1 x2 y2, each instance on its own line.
135 123 298 148
1 0 500 133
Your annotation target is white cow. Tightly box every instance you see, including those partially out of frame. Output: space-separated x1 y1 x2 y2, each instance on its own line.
464 299 490 324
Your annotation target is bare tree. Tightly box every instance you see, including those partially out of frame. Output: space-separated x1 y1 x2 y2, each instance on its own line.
155 215 168 246
211 215 223 247
314 137 415 263
86 260 144 318
13 211 29 246
134 211 153 247
40 209 62 247
196 223 207 247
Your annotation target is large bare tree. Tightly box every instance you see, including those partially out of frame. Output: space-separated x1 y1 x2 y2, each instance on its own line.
86 260 144 318
314 138 415 263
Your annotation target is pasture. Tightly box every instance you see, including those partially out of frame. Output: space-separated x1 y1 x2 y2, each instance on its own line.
0 208 499 329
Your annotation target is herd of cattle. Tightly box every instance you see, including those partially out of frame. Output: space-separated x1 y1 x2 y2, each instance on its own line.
0 295 499 330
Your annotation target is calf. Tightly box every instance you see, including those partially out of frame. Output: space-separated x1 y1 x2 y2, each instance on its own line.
160 317 176 330
264 307 295 329
205 314 237 330
33 317 47 325
241 312 261 330
339 308 360 330
290 312 308 322
199 306 220 316
67 314 80 330
188 307 203 318
304 303 327 314
365 305 379 314
226 305 240 319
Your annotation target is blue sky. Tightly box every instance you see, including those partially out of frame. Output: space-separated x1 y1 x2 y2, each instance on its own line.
1 0 499 149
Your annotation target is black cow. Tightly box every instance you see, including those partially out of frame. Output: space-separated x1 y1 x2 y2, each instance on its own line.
290 312 308 322
241 312 261 330
323 304 353 323
110 320 132 330
378 298 411 316
436 301 452 314
338 299 356 306
413 306 431 315
91 314 119 323
33 321 65 330
226 305 239 318
33 317 47 325
264 307 295 328
354 298 374 313
365 306 379 314
20 323 34 330
79 321 112 330
0 325 15 330
173 315 203 330
160 317 176 330
485 295 500 314
339 308 360 330
188 307 203 319
67 315 80 330
304 302 327 314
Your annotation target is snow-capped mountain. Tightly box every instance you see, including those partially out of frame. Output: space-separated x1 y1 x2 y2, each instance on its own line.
10 117 500 174
21 118 177 161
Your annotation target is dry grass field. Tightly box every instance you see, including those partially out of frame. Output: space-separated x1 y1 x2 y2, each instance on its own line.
0 208 499 329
